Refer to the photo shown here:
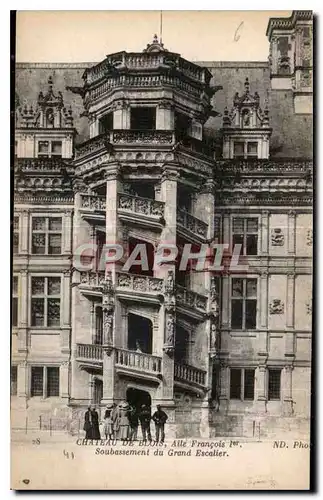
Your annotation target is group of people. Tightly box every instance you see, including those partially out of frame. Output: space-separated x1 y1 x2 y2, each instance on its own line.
84 403 168 443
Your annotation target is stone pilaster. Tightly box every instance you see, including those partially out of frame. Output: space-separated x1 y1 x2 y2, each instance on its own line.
17 360 28 401
286 273 295 328
61 271 71 355
283 365 294 416
288 210 296 255
261 210 269 255
18 270 28 354
156 101 174 130
255 365 267 413
62 209 73 255
219 363 229 412
20 210 29 255
60 360 70 400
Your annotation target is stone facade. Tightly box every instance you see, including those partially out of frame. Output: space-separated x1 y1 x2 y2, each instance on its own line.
12 11 312 438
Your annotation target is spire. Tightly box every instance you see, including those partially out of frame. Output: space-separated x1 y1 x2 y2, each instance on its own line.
244 77 250 94
143 34 168 53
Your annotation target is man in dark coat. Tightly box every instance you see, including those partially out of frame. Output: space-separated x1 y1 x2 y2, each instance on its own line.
83 406 93 439
91 406 101 439
152 405 168 443
138 404 152 442
128 405 139 441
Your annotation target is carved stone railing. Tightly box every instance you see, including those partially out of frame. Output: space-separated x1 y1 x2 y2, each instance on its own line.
217 159 313 174
175 285 208 312
179 136 215 159
118 193 164 218
112 130 174 145
174 362 206 387
79 271 105 288
14 193 74 205
177 210 208 239
115 348 162 374
116 272 164 294
80 193 106 211
15 158 69 172
75 133 108 159
76 343 103 362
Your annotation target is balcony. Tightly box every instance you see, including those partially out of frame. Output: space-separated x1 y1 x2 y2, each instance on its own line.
177 209 208 241
118 193 165 229
174 362 206 393
115 348 162 383
116 272 164 305
75 130 175 160
78 271 105 296
79 193 106 223
176 285 208 320
76 343 103 371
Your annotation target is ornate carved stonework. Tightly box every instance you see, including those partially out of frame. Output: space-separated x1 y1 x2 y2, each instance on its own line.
271 228 284 246
306 299 312 315
306 229 313 246
269 299 284 315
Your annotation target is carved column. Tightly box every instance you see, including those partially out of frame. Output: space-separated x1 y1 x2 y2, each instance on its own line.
17 360 28 401
18 270 28 354
62 210 73 255
288 210 296 255
156 101 174 130
60 360 70 400
105 164 123 278
218 363 229 411
61 271 71 355
286 273 295 328
261 210 269 255
101 272 116 406
258 271 268 360
20 210 29 255
283 365 294 416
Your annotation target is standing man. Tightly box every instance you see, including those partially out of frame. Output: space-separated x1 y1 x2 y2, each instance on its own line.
83 406 93 439
152 405 168 443
139 404 152 442
91 406 101 439
128 405 139 441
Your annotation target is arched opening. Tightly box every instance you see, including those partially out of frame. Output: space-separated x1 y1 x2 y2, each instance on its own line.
126 388 151 413
93 378 103 406
174 326 189 364
128 313 153 354
128 238 154 277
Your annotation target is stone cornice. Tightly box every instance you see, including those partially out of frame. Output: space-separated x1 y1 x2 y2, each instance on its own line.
266 10 312 39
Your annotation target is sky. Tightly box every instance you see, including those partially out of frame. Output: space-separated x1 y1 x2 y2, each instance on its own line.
16 10 292 63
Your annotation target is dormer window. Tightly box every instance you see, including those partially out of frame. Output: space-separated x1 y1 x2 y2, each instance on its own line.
38 140 62 158
233 141 258 159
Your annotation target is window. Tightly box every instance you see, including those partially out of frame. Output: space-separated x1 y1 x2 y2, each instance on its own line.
12 276 18 327
230 368 255 400
233 141 259 159
31 366 60 397
130 107 156 130
268 369 281 400
232 218 258 256
31 276 61 327
13 216 19 254
231 278 257 330
99 113 113 134
38 140 62 158
32 216 62 255
11 366 17 396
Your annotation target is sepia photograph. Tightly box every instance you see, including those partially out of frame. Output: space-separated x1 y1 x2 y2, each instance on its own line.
10 9 313 490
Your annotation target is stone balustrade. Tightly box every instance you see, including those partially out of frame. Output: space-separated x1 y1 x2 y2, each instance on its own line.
218 159 313 173
112 130 174 145
80 193 106 211
77 343 103 361
116 272 164 294
118 193 165 218
115 348 162 373
176 285 208 312
174 362 206 386
177 209 208 239
15 158 69 171
79 271 106 288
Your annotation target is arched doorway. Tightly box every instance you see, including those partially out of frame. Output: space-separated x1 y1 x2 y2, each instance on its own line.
126 388 151 412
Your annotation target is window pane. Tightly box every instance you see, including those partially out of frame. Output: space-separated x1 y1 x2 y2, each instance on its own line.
49 217 62 231
48 277 61 295
231 299 243 329
230 369 241 399
233 142 244 156
31 367 43 396
95 307 103 345
233 218 244 233
47 367 60 397
232 278 243 297
52 141 62 155
13 276 18 295
47 299 60 326
233 234 244 253
244 370 255 400
247 142 258 154
247 218 258 233
246 279 257 297
12 297 18 327
214 217 221 240
32 277 45 295
38 141 49 154
32 217 46 231
246 235 258 255
31 298 44 326
268 370 281 400
32 234 46 254
48 234 61 254
245 300 257 329
13 233 19 254
14 216 19 230
11 366 18 396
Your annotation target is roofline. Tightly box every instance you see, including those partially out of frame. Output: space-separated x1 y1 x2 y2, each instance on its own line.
266 10 312 39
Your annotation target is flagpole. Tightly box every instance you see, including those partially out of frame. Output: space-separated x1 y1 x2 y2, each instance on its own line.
160 10 163 44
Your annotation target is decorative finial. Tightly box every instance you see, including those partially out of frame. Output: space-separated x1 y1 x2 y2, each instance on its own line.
48 75 53 88
244 77 250 93
153 33 159 44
